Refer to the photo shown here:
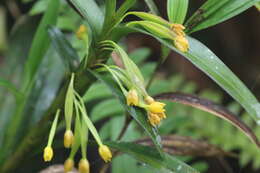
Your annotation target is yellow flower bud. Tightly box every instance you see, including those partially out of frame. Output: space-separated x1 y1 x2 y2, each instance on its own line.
171 23 186 36
157 112 167 119
76 25 87 40
144 96 154 104
98 145 112 162
64 158 74 172
43 146 53 162
64 130 74 148
146 101 166 113
126 89 139 106
148 112 161 126
174 35 189 52
78 158 90 173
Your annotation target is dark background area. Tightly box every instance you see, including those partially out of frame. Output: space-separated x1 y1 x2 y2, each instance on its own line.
0 0 259 173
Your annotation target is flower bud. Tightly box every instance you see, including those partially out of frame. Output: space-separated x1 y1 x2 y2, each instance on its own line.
126 89 139 106
148 112 161 126
171 24 185 36
146 101 166 113
64 130 74 148
64 158 74 172
157 112 167 119
78 158 90 173
144 96 154 104
76 25 87 40
174 35 189 52
98 145 112 162
43 146 53 162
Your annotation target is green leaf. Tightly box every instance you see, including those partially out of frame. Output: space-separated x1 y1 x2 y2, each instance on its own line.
88 70 164 157
185 0 259 33
48 26 79 71
68 0 104 35
23 0 60 89
107 141 199 173
127 26 260 125
167 0 189 24
0 78 22 101
29 0 48 16
144 0 160 15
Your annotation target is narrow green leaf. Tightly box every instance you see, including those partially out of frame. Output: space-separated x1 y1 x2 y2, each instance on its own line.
127 25 260 125
0 78 22 101
48 26 79 71
65 73 75 130
29 0 48 16
47 109 60 146
88 70 164 157
185 0 259 33
144 0 160 15
107 141 199 173
68 0 104 34
23 0 60 89
102 0 116 33
167 0 189 24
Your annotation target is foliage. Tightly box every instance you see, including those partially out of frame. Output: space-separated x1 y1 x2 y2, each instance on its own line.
0 0 259 173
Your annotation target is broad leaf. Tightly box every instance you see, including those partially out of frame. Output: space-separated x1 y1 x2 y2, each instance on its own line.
48 26 79 71
185 0 259 33
155 92 260 148
88 70 164 156
107 141 199 173
126 25 260 125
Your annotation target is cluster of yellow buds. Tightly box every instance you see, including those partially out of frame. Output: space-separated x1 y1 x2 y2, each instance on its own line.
126 89 167 127
43 73 112 173
144 96 166 126
171 24 189 52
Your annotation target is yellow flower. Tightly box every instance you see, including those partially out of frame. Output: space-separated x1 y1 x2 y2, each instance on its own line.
64 130 74 148
43 146 53 162
171 23 186 36
76 25 87 40
144 96 154 104
64 158 74 172
148 112 161 126
126 89 139 106
174 35 189 52
146 101 166 113
98 145 112 162
78 158 90 173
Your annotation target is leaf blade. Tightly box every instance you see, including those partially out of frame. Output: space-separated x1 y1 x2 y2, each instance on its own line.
185 0 259 33
48 26 79 71
23 0 60 89
107 141 199 173
155 92 260 148
127 25 260 125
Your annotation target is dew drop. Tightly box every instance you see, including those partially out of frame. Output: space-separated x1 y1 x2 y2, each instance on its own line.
257 120 260 126
215 66 219 70
177 165 182 171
